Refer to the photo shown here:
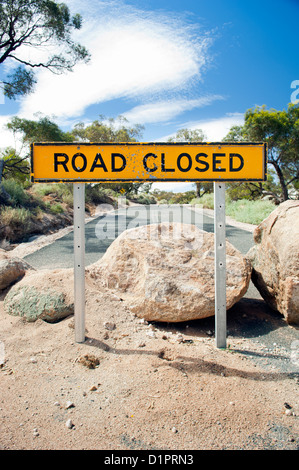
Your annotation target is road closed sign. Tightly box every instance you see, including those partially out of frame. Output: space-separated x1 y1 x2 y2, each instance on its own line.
30 142 267 183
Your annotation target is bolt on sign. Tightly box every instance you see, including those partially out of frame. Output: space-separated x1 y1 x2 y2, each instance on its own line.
30 142 267 183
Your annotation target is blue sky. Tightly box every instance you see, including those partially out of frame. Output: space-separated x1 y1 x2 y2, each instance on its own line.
0 0 298 191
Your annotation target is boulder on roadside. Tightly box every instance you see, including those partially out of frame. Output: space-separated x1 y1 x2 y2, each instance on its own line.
247 200 299 324
0 249 34 291
87 223 252 322
4 268 74 322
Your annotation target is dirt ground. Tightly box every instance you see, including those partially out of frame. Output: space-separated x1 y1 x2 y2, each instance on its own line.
0 211 298 451
0 276 298 451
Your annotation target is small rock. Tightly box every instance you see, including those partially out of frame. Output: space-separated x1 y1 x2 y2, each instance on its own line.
0 252 33 291
111 294 121 301
30 357 37 363
66 419 74 429
90 386 97 391
171 427 178 433
65 401 75 409
104 321 116 331
146 330 156 338
77 354 100 369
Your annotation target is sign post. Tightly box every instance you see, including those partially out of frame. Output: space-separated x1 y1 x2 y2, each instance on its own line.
73 183 86 343
214 182 227 348
31 142 267 348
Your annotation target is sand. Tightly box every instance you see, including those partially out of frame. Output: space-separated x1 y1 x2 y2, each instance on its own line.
0 276 298 451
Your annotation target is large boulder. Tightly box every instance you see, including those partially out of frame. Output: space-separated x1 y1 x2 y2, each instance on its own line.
87 223 252 322
247 200 299 324
0 249 34 291
4 268 74 322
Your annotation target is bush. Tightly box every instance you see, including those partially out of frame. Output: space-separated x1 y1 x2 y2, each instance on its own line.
2 179 31 207
85 185 116 206
226 199 275 225
49 203 64 214
191 193 215 209
32 183 73 200
128 193 157 205
190 194 276 224
169 191 196 204
31 183 56 198
0 206 32 241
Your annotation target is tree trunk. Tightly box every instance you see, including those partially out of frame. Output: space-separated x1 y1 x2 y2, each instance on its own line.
272 161 289 201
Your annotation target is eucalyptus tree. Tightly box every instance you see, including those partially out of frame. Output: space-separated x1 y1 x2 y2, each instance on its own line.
0 0 89 98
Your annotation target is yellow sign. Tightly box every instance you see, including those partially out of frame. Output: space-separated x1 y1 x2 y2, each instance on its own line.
30 142 267 183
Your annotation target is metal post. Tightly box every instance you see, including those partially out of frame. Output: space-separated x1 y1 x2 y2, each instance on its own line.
73 183 86 343
214 182 227 348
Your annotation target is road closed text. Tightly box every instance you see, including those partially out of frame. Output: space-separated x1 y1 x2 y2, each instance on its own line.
31 142 267 182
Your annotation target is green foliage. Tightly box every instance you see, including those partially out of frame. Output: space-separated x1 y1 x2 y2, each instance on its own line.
4 67 37 99
225 173 280 201
169 191 196 204
167 128 206 143
152 189 175 203
7 116 74 144
191 193 214 209
0 147 30 182
191 194 275 225
85 185 116 207
71 116 144 143
1 179 31 206
49 203 64 214
0 0 90 99
226 199 275 225
1 116 75 183
223 103 299 201
128 193 157 205
32 182 72 199
0 206 31 231
153 189 196 205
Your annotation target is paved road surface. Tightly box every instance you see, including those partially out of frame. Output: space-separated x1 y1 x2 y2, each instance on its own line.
24 204 254 269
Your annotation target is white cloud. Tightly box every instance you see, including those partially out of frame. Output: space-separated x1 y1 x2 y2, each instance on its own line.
0 115 19 152
18 0 211 122
190 113 244 141
122 95 224 125
159 112 244 142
